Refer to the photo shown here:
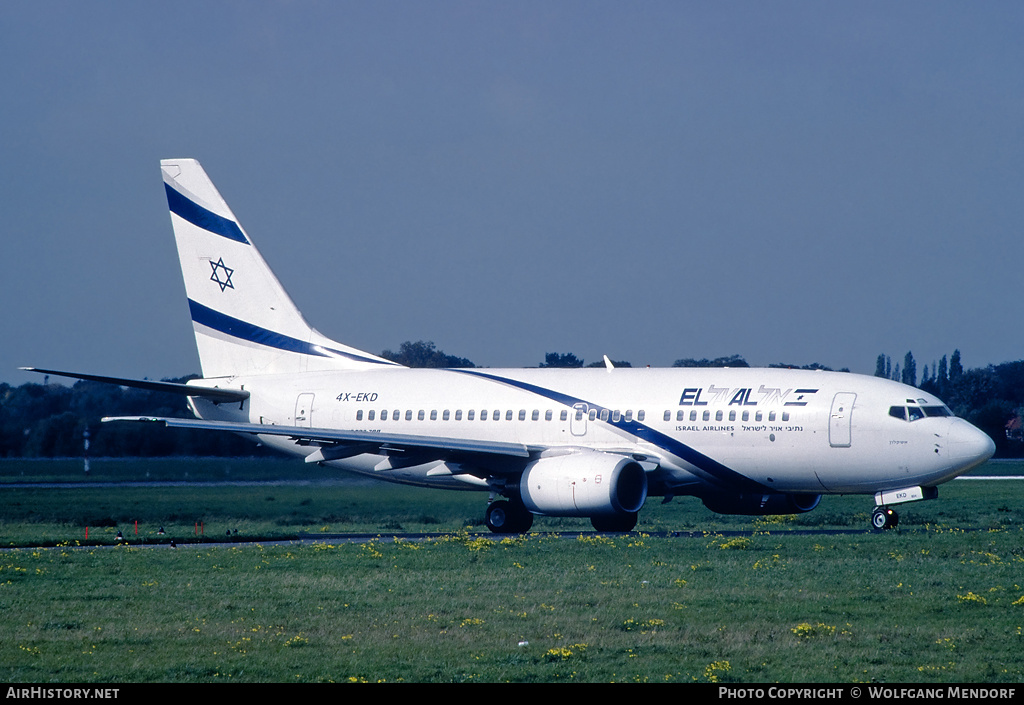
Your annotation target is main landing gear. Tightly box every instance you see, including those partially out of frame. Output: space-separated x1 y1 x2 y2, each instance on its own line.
871 506 899 530
484 501 639 533
485 500 534 534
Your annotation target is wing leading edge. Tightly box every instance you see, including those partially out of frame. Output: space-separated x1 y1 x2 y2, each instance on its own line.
102 415 534 463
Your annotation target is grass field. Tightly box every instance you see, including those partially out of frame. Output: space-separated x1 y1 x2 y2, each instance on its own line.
1 458 1022 683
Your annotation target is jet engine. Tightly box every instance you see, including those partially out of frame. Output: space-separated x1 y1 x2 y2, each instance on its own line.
519 452 648 517
701 492 822 516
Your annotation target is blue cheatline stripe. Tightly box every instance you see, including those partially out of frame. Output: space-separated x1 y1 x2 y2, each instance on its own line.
451 368 769 494
165 183 250 245
188 300 398 366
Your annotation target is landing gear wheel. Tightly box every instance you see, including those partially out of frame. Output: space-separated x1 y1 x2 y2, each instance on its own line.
871 507 898 530
590 512 638 533
485 501 533 534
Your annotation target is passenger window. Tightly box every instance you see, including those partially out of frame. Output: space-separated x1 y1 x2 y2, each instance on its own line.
637 410 645 421
455 410 462 421
395 410 401 421
741 411 749 422
769 411 776 422
715 410 723 421
703 410 710 421
380 410 388 421
467 410 474 421
480 410 488 421
532 410 540 421
545 410 553 421
430 410 438 421
625 410 633 422
418 410 425 421
664 410 671 422
728 410 736 421
588 409 597 421
368 410 375 421
755 411 762 422
690 410 697 421
782 412 790 422
356 410 363 421
604 409 612 422
560 410 568 421
442 410 450 421
612 410 621 422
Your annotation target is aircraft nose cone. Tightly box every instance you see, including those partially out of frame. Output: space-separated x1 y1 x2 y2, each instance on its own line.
947 419 996 466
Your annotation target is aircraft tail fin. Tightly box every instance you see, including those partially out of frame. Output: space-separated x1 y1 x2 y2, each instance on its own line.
161 159 398 378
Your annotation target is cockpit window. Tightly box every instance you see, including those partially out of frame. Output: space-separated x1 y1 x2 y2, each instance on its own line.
889 404 953 422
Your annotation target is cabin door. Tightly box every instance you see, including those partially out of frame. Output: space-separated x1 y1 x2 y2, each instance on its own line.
829 392 856 448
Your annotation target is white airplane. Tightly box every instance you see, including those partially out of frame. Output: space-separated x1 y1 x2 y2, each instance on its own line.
25 158 996 533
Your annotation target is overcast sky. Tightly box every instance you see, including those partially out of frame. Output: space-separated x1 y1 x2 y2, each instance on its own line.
3 1 1023 386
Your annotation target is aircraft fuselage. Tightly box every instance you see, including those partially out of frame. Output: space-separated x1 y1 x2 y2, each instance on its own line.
189 366 992 498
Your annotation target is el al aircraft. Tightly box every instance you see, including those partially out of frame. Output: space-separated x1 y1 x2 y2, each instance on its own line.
24 159 996 533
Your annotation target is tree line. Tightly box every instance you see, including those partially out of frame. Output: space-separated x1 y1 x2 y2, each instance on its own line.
2 341 1022 458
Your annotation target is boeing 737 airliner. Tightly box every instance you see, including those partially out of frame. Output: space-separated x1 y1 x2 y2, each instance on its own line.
25 159 996 532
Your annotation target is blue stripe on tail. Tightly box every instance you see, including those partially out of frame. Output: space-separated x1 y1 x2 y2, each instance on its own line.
165 183 250 245
188 299 397 366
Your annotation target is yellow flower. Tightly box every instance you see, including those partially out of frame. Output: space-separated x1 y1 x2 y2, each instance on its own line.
956 592 987 605
703 660 731 682
791 622 836 639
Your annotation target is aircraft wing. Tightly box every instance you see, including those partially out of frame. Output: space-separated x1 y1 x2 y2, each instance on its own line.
102 416 535 466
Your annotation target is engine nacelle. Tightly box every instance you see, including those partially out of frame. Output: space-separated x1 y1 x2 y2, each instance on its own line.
701 492 822 516
519 452 648 517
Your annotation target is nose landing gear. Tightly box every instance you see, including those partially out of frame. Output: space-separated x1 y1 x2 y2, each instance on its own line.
871 486 938 530
871 506 899 530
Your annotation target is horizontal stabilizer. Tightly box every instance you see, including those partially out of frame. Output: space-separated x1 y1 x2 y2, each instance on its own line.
20 367 249 403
